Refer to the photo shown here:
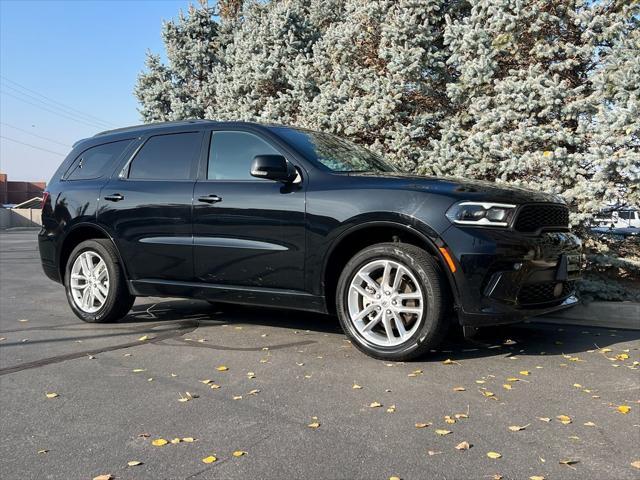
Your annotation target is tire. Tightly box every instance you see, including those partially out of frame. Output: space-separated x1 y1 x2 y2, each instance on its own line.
336 242 449 361
64 239 135 323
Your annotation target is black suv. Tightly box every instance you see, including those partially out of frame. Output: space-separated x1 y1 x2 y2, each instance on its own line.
39 120 581 360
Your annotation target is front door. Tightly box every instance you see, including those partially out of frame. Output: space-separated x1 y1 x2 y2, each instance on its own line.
97 130 203 281
192 129 306 290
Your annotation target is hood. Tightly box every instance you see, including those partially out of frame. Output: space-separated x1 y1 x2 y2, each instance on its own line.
346 172 565 205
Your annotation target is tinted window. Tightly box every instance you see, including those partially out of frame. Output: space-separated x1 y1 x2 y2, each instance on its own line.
128 132 201 180
65 140 132 180
618 211 631 220
273 128 396 173
208 131 280 180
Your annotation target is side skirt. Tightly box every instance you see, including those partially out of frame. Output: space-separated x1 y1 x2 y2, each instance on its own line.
129 279 328 314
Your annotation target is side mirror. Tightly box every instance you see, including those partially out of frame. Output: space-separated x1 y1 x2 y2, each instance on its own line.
250 155 296 182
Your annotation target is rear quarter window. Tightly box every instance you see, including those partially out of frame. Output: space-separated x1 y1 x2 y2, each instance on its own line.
64 139 133 181
126 132 201 180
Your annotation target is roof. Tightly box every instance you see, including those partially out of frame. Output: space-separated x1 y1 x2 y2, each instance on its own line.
93 119 214 137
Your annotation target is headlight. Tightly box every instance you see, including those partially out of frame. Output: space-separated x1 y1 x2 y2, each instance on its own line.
445 201 516 227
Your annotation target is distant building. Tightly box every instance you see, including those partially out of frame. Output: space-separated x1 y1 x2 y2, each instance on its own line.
0 172 46 206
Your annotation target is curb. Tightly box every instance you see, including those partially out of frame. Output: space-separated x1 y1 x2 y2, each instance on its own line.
533 301 640 331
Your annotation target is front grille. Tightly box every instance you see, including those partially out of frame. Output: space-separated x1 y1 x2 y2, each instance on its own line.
514 204 569 233
518 281 575 305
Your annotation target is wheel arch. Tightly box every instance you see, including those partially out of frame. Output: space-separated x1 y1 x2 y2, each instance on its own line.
58 223 130 288
321 219 461 315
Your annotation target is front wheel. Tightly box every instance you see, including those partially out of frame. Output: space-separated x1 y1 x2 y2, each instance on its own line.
336 242 449 361
64 239 135 323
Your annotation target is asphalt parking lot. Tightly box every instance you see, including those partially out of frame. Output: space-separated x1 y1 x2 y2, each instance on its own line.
1 229 638 480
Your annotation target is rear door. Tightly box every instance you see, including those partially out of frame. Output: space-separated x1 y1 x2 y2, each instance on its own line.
97 130 203 281
192 128 306 290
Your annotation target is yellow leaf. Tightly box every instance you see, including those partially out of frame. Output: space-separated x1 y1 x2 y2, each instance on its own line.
530 476 545 480
455 441 470 450
584 421 596 427
453 386 466 391
443 358 460 365
556 415 572 425
427 450 441 456
127 460 143 467
503 384 512 390
519 371 530 376
151 438 168 446
415 422 431 428
573 383 583 388
389 477 401 480
482 391 495 398
246 371 256 378
600 348 612 353
475 380 485 384
506 377 519 382
542 151 552 157
132 369 146 373
216 366 229 371
202 455 217 464
352 384 363 389
617 405 631 414
435 429 451 435
210 384 221 389
386 405 396 413
508 424 529 431
454 413 468 419
182 437 195 442
93 475 113 480
170 438 181 444
487 451 502 459
631 460 640 469
560 459 579 467
45 392 58 399
200 379 213 384
37 449 49 454
615 353 629 360
232 450 246 457
538 417 551 422
369 401 382 408
444 416 456 424
248 389 260 395
233 395 243 400
308 421 321 429
138 335 148 341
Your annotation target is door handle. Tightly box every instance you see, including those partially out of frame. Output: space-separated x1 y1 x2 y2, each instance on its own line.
104 193 124 202
198 194 222 204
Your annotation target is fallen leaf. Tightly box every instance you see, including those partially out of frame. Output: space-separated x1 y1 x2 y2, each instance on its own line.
45 392 59 399
132 369 146 373
415 422 431 428
538 417 551 422
352 384 363 389
519 371 530 376
530 476 545 480
210 384 221 389
631 460 640 469
443 358 460 365
444 416 456 424
93 475 112 480
583 421 596 427
491 476 503 480
386 405 396 413
453 386 466 392
481 391 495 398
503 384 512 390
615 353 629 360
296 362 305 366
475 380 486 384
369 401 382 408
37 449 49 454
202 455 217 464
508 424 529 432
308 421 321 429
427 450 441 456
506 377 519 382
435 429 451 436
138 335 148 341
216 366 229 371
573 383 583 388
389 477 401 480
560 459 579 469
600 348 612 353
151 438 168 446
248 389 260 395
170 438 182 444
246 372 256 378
617 405 631 414
455 441 470 450
182 437 195 442
138 433 150 438
454 413 468 420
556 415 572 425
200 379 213 384
487 451 502 459
232 395 243 400
232 450 246 457
127 460 143 467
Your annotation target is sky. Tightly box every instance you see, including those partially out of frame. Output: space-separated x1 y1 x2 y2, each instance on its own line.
0 0 195 181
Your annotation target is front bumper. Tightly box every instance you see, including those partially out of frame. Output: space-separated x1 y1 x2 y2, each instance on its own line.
440 226 582 327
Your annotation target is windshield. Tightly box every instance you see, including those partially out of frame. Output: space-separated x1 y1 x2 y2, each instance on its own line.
273 128 396 173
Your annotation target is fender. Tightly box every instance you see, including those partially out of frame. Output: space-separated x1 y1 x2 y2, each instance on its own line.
320 214 462 308
57 222 133 293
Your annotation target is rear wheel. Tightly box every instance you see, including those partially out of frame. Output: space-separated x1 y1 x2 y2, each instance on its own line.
64 239 135 323
336 242 449 360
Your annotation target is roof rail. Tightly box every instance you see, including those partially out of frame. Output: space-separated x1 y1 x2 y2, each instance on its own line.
93 119 211 137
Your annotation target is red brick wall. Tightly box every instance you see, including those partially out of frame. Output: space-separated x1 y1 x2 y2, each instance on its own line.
0 174 45 205
0 173 7 205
